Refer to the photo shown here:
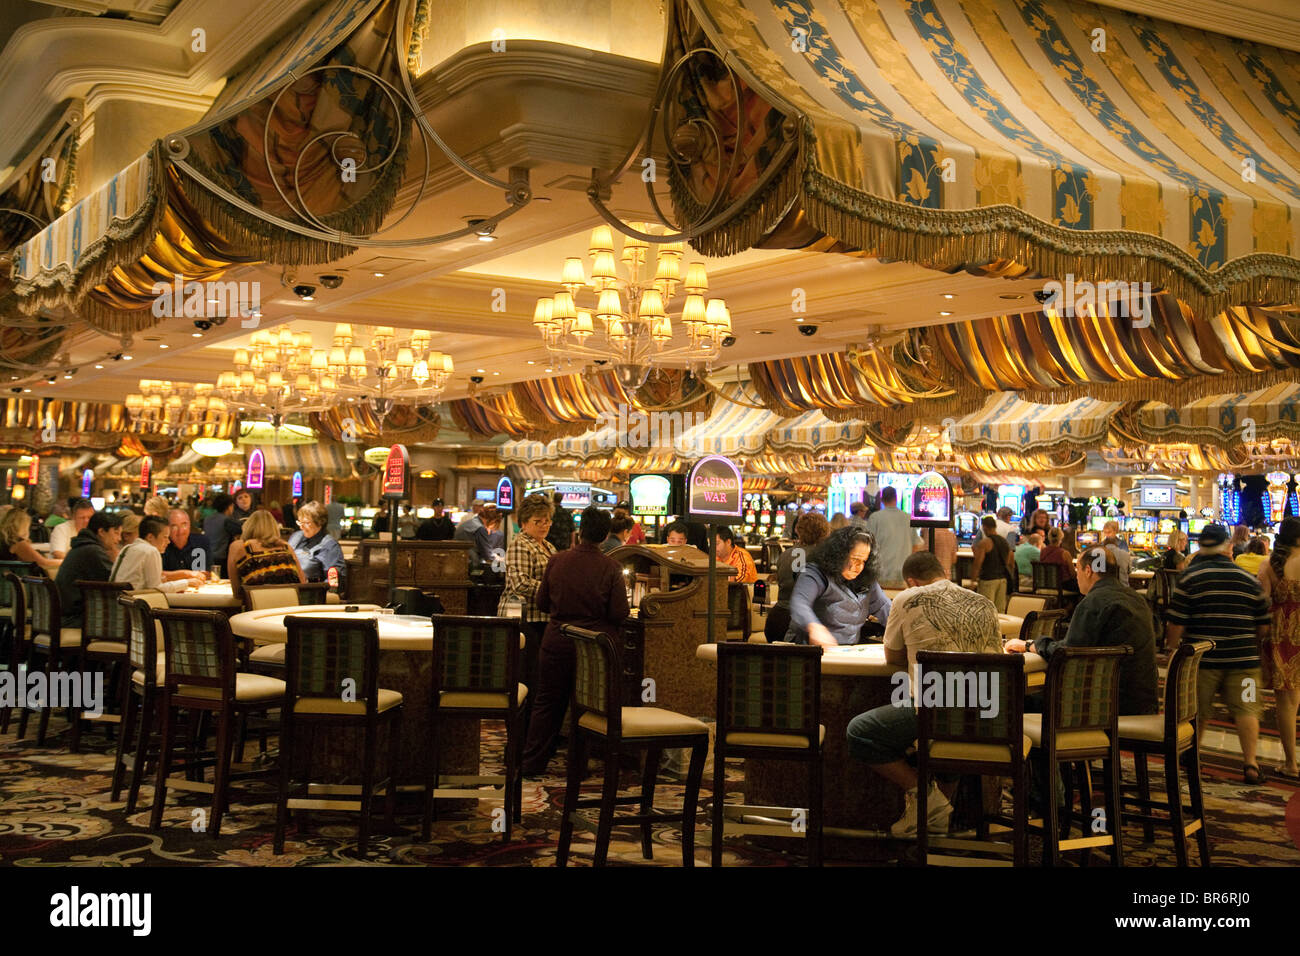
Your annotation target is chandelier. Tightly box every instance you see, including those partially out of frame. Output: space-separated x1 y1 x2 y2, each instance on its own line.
125 380 228 436
213 325 454 426
533 225 732 389
214 329 338 427
321 324 454 420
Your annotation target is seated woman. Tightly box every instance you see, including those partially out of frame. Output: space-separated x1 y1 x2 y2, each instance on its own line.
1037 527 1080 593
287 500 346 590
766 512 829 643
228 509 305 600
784 526 891 646
1236 537 1269 576
1162 529 1190 571
0 507 61 571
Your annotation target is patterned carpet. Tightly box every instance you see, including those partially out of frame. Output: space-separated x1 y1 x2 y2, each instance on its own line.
3 712 1299 867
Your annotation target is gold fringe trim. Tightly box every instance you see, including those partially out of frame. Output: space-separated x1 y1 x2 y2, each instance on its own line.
952 436 1112 458
1016 366 1300 406
13 142 169 321
668 130 806 259
800 166 1300 320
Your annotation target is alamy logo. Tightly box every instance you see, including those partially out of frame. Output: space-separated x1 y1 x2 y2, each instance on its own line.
0 667 102 717
150 275 261 321
49 886 151 936
1040 275 1152 327
890 665 1000 718
594 405 707 453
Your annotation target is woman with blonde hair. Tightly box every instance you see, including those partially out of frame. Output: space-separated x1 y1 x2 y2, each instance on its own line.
144 496 171 519
0 508 61 570
227 509 304 598
830 512 848 530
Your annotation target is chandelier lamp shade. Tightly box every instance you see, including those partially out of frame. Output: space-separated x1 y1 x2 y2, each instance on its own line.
534 224 731 387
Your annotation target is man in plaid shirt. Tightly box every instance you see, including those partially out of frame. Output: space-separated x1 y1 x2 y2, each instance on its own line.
498 494 557 729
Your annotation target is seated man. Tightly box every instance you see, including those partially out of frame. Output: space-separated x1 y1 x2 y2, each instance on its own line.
714 525 758 584
1006 545 1158 715
163 508 212 575
1014 532 1042 583
847 552 1003 837
54 511 123 626
112 516 204 593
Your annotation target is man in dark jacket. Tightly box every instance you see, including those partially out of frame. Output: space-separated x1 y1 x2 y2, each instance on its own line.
521 506 629 776
54 511 123 626
202 493 241 572
1007 544 1158 715
416 499 455 541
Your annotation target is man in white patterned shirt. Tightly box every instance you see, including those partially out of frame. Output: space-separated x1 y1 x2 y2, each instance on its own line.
498 494 557 730
111 516 205 593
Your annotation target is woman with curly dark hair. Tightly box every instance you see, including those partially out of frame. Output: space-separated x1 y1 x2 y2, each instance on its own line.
784 526 891 646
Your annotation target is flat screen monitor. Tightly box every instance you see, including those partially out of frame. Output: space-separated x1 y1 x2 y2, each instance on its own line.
1138 482 1176 509
910 471 953 527
475 489 496 502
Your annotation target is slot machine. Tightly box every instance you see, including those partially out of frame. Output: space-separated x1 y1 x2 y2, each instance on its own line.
1289 473 1300 520
1077 530 1099 548
1218 473 1241 527
954 511 979 546
759 494 772 536
1266 471 1290 528
742 493 756 535
1154 533 1171 548
774 508 788 537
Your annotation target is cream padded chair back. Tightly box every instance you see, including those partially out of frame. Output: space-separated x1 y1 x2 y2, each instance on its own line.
1006 594 1047 619
247 586 304 611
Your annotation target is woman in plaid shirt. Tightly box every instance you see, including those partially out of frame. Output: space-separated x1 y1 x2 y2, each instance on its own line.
499 494 557 729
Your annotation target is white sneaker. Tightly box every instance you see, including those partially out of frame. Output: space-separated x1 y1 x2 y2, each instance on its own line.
890 784 953 839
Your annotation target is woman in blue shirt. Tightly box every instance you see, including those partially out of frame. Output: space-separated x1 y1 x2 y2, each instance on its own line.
784 527 891 646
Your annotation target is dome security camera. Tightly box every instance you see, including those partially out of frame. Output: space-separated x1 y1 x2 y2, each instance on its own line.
319 274 344 290
193 319 212 331
1033 288 1055 304
721 334 737 347
293 284 317 299
797 324 819 337
469 375 485 384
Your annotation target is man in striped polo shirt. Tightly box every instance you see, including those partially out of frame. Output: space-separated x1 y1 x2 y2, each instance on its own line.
1166 524 1272 785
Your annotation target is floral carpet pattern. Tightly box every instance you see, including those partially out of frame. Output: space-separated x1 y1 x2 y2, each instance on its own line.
1 716 1298 867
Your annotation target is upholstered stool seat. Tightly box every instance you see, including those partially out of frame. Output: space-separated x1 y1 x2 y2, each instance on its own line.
439 684 528 710
85 640 127 656
294 689 403 715
1116 714 1194 746
33 628 81 648
175 673 286 703
580 707 707 738
249 644 285 665
725 725 826 749
929 737 1032 764
1023 714 1110 752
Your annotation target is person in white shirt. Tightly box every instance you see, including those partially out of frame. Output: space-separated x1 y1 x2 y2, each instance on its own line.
49 499 94 559
110 516 205 592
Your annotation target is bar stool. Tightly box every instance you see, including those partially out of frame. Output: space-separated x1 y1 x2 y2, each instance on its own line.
111 591 170 811
711 642 824 866
274 615 402 855
0 568 29 735
20 575 85 745
73 580 132 751
557 625 708 867
1023 645 1130 866
915 651 1030 866
1118 639 1213 865
149 608 285 838
423 614 527 843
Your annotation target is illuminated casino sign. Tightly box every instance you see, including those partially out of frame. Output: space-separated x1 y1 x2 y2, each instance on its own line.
291 471 303 498
687 455 742 520
630 473 673 516
246 448 265 490
324 484 332 505
29 456 39 485
82 468 93 497
910 470 953 528
382 444 410 500
554 481 591 509
139 456 152 490
496 476 515 512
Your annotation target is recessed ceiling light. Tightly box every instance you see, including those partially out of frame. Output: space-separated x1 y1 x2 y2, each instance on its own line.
492 371 500 375
122 354 133 360
526 360 536 365
755 329 774 335
795 317 805 323
159 343 169 349
192 332 203 338
63 373 72 379
23 387 31 392
94 364 103 370
999 293 1025 300
942 293 956 299
373 272 385 278
475 368 486 373
938 311 953 316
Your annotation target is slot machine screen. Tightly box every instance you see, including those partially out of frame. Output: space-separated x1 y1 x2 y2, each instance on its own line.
997 484 1026 520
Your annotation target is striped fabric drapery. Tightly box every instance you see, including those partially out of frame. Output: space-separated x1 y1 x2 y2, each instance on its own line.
668 0 1300 317
949 392 1122 456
